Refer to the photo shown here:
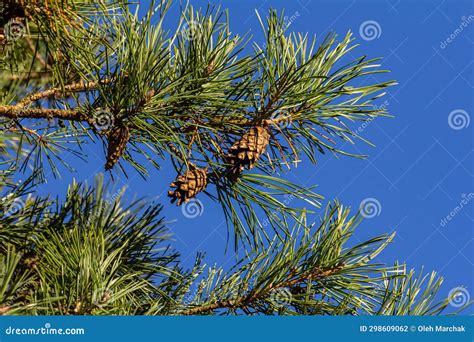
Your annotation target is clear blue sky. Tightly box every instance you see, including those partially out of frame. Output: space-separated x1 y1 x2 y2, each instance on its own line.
32 0 473 313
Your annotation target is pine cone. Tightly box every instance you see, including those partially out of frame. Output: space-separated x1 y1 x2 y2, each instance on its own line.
105 125 130 170
225 125 270 178
168 167 208 206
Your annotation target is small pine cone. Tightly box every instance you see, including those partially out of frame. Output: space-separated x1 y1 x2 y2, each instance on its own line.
225 125 270 177
105 125 130 170
168 167 208 206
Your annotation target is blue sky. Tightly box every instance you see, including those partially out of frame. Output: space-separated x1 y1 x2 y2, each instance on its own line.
30 0 473 313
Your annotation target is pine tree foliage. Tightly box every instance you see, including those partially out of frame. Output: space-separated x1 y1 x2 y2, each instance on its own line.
0 0 394 247
0 177 466 315
0 0 470 316
1 176 179 315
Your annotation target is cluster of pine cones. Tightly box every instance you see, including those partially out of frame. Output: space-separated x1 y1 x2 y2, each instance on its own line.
168 124 270 206
2 0 271 207
103 116 270 206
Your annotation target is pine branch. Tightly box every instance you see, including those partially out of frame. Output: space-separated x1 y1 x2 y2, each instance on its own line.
4 72 51 82
181 264 344 315
1 1 396 248
0 77 113 124
0 174 181 315
0 2 468 318
15 78 113 107
169 203 460 316
0 178 468 315
0 106 88 122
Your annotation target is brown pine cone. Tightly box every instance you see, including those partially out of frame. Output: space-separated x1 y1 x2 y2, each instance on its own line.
225 125 270 178
105 125 130 170
168 166 208 206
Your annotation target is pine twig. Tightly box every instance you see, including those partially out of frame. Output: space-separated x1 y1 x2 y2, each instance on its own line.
16 78 113 107
4 72 52 81
0 106 91 124
181 264 344 315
